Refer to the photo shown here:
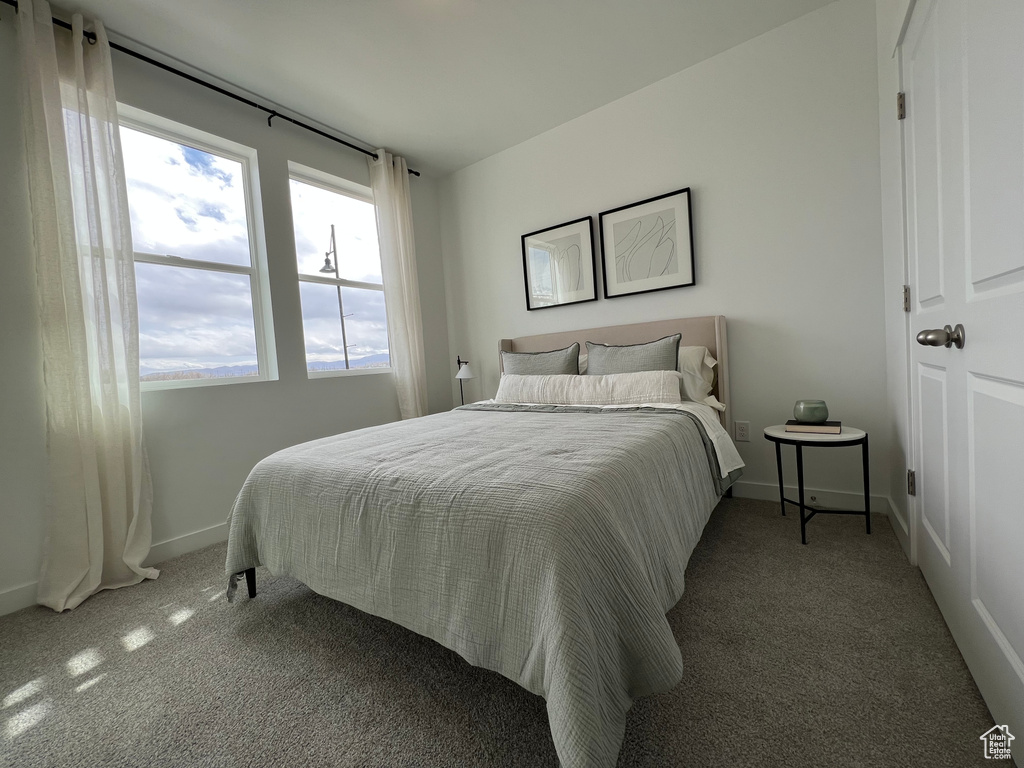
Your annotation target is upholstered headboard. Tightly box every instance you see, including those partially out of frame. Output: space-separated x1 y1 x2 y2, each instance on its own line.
499 315 730 428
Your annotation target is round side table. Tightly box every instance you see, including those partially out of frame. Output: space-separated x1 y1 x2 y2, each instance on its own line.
763 425 870 545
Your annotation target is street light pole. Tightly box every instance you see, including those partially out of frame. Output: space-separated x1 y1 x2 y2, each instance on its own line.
320 223 350 370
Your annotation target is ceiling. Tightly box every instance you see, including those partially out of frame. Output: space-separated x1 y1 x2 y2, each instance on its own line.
70 0 834 176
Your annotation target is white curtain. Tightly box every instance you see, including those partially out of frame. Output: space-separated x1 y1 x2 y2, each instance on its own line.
18 0 158 611
368 150 428 419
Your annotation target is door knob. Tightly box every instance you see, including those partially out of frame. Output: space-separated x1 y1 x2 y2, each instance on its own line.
916 324 965 349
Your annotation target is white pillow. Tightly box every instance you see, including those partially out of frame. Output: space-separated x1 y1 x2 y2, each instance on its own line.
678 346 725 411
494 371 683 406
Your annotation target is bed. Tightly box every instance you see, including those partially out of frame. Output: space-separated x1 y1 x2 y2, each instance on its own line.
225 315 743 768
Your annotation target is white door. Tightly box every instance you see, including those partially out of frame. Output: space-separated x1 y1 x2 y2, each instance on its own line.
902 0 1024 737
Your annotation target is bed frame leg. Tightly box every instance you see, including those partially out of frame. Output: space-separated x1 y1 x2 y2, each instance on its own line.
244 567 256 598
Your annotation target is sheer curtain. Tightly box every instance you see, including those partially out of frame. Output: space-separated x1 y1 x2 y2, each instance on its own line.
18 0 158 611
368 150 428 419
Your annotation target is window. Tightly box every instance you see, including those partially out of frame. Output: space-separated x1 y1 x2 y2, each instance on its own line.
289 164 389 376
118 105 276 388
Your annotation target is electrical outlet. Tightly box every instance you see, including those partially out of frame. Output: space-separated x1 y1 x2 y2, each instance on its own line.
734 421 750 442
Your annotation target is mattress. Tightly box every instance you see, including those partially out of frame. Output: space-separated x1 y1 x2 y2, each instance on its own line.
225 404 741 767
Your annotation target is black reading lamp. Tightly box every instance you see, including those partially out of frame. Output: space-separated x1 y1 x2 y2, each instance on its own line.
455 356 475 406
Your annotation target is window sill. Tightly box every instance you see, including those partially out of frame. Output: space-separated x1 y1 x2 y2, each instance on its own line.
140 373 275 392
307 367 393 380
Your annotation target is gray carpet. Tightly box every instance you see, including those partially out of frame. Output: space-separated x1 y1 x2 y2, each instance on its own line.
0 498 1003 768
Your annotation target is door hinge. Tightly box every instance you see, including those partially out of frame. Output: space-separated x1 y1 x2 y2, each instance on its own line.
903 284 911 312
897 92 906 120
907 469 917 496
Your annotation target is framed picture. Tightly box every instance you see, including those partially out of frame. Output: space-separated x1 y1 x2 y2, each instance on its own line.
598 187 695 299
521 216 597 311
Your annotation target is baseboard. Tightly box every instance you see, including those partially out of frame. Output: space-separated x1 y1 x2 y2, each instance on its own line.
887 495 914 563
0 581 38 617
733 480 891 513
0 523 229 618
887 495 909 535
145 521 229 567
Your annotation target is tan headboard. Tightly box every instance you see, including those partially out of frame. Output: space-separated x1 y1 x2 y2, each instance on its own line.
499 315 730 428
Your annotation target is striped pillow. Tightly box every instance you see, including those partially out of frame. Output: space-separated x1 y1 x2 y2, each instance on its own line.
501 342 580 375
495 371 683 406
585 334 681 375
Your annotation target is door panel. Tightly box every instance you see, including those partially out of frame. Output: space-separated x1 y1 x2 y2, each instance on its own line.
969 376 1024 684
906 2 944 307
918 365 950 561
965 0 1024 294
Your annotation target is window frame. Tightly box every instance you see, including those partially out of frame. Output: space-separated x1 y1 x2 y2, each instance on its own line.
117 103 278 391
288 162 391 380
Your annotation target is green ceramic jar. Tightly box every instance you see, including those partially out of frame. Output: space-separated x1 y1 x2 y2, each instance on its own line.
793 399 829 424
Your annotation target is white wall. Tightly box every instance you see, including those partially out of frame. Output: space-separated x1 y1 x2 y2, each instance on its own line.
439 0 891 509
875 0 915 559
0 23 452 615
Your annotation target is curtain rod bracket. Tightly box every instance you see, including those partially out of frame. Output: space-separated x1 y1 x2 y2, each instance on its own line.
267 111 277 127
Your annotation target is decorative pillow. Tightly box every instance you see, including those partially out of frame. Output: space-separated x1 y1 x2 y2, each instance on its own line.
494 371 683 406
501 342 580 375
585 334 681 375
578 352 588 374
677 345 718 406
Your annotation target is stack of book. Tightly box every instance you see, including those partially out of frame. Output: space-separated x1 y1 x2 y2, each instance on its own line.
785 420 842 434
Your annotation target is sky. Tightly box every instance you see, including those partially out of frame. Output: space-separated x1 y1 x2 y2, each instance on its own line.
120 127 389 377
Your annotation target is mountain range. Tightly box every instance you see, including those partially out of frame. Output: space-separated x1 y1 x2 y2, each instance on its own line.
141 353 390 381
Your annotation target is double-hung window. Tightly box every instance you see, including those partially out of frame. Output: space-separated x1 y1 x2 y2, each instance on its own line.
118 105 276 388
289 163 390 376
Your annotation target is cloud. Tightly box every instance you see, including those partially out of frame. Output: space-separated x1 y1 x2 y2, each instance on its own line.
181 146 233 186
120 126 250 267
175 207 198 230
135 263 257 366
197 203 227 222
290 179 383 284
299 283 388 359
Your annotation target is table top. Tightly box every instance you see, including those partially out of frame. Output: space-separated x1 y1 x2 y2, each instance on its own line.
763 424 866 442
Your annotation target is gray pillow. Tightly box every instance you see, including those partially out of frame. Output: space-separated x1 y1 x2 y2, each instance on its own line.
585 334 681 375
501 342 580 375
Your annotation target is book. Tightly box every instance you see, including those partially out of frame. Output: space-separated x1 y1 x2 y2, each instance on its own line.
785 420 842 434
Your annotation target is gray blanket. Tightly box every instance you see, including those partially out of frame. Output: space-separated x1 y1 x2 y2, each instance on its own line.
225 405 736 767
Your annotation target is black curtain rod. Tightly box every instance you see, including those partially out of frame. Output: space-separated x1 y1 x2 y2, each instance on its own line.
0 0 420 176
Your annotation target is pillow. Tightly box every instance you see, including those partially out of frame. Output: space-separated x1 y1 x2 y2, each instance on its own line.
501 342 580 375
677 345 718 405
585 334 681 375
578 352 588 374
494 371 683 406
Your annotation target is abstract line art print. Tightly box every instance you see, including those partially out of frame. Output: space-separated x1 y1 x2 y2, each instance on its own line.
612 208 678 284
599 188 694 298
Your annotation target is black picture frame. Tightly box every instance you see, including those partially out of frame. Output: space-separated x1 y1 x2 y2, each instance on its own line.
521 216 598 311
598 187 695 299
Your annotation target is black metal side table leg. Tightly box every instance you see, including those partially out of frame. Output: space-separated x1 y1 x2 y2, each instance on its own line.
796 443 807 545
862 436 871 535
775 441 786 516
